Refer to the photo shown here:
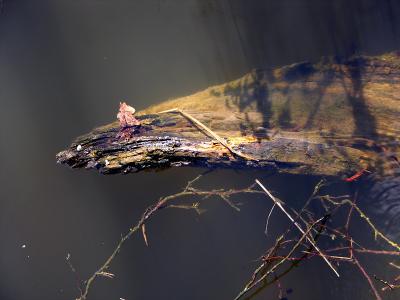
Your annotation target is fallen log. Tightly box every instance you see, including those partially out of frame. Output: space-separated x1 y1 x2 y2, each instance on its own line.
57 52 400 177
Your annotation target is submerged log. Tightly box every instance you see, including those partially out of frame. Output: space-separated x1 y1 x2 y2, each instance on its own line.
57 52 400 177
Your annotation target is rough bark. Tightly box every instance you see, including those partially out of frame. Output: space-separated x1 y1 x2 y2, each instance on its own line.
57 52 400 177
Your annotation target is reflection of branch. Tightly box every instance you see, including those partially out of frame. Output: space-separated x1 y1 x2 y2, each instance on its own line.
75 175 261 300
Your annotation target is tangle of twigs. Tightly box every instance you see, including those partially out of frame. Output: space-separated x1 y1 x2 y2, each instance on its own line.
71 175 261 300
234 179 400 300
68 175 400 300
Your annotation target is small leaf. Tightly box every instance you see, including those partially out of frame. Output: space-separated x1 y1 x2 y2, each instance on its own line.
117 102 140 127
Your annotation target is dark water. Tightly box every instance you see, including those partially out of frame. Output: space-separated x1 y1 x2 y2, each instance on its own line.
0 1 399 299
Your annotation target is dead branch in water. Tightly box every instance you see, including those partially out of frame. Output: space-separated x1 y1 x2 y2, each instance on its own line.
66 174 400 300
255 179 340 277
234 180 400 300
72 175 261 300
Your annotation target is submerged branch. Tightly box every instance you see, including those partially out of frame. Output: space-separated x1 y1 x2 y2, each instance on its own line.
74 175 261 300
234 179 400 300
67 174 400 300
255 179 340 277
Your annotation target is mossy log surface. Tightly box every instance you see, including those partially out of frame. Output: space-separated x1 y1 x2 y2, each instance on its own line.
57 53 400 177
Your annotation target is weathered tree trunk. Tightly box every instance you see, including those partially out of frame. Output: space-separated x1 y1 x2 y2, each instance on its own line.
57 53 400 177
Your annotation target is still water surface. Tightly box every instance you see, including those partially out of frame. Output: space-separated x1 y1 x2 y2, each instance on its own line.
0 1 399 299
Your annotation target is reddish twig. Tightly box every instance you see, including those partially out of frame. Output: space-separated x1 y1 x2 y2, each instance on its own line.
343 169 369 182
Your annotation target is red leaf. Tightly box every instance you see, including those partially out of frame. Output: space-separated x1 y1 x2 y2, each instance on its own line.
117 102 140 127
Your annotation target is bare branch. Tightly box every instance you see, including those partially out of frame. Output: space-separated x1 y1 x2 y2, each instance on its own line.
255 179 340 277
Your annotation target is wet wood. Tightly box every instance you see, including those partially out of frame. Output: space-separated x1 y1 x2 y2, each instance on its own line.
57 52 400 177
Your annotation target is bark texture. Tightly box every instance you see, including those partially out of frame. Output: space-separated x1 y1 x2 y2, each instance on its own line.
57 53 400 177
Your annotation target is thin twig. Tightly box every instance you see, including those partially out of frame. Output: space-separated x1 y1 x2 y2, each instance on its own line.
255 179 340 277
353 255 382 300
318 195 400 251
244 213 331 300
390 262 400 270
264 202 276 236
157 108 258 161
75 176 261 300
141 224 149 247
66 254 83 296
374 275 395 291
234 216 326 300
